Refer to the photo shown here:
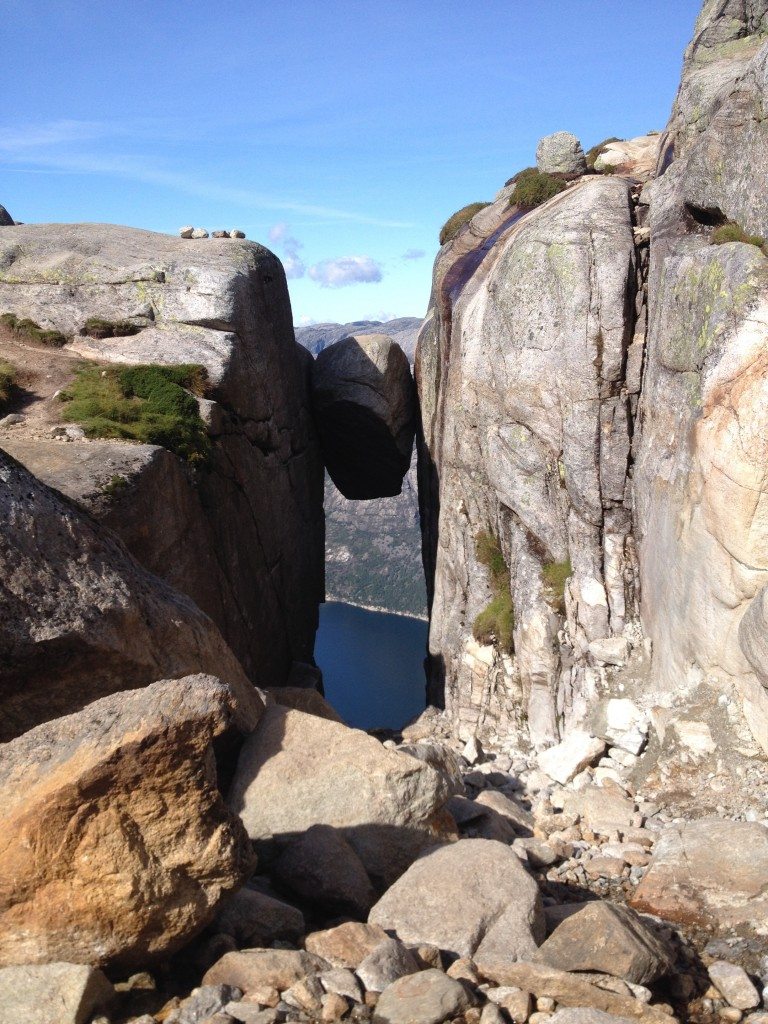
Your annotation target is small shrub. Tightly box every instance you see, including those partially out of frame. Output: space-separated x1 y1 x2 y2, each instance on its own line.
711 222 767 253
542 558 572 615
511 168 567 210
82 317 142 340
0 311 68 347
0 360 18 413
60 362 210 464
439 202 490 245
585 137 622 170
102 474 129 498
473 530 515 653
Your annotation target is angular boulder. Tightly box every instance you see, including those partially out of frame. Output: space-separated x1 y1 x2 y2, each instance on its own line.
630 819 768 934
304 922 390 969
311 333 416 499
228 705 453 887
0 204 13 227
213 888 305 947
203 949 329 994
0 675 260 968
373 969 474 1024
369 838 544 961
0 962 114 1024
533 902 674 985
536 132 587 175
0 449 255 740
538 731 606 785
274 824 376 917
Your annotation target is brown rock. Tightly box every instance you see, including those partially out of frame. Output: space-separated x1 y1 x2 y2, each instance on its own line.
265 687 345 723
204 949 329 994
0 675 256 968
322 991 351 1020
305 923 390 969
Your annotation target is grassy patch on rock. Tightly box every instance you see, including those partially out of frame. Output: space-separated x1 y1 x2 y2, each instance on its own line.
585 137 622 170
542 558 572 615
473 530 514 652
711 222 767 254
439 203 490 245
0 361 18 413
510 168 567 210
60 363 210 464
82 317 142 340
0 312 68 348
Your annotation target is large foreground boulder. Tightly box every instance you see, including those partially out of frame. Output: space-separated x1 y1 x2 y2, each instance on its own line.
0 675 260 968
311 333 416 499
630 818 768 933
228 705 454 887
369 839 544 962
0 449 254 740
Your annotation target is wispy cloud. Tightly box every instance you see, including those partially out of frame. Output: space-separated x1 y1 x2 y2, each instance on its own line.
402 248 426 261
0 118 415 228
268 222 306 279
308 256 383 289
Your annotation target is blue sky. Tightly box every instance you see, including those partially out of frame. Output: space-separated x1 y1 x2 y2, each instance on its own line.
3 0 700 325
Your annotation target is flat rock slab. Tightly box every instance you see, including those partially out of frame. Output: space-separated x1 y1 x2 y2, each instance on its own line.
564 786 636 835
0 676 255 968
0 962 114 1024
534 902 674 985
369 838 544 961
630 819 768 934
373 969 474 1024
228 705 452 887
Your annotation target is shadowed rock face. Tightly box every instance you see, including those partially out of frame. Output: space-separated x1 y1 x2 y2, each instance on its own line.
0 205 13 227
0 448 256 739
0 223 324 688
311 333 416 500
0 675 261 968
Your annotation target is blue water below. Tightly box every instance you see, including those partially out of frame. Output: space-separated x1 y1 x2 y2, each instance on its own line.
315 601 428 730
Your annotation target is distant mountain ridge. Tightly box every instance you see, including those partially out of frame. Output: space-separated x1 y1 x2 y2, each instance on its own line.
296 316 426 617
296 317 422 363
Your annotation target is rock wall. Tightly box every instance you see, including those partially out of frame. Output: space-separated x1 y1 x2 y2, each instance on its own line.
417 1 768 753
0 224 325 687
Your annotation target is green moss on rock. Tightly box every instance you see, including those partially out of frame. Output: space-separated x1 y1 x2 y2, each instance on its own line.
439 203 490 245
0 361 18 413
0 312 68 347
585 137 622 170
82 317 142 340
542 558 572 615
473 530 515 653
510 168 567 210
711 222 767 254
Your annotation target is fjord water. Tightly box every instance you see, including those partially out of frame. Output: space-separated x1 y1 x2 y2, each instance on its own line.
316 601 428 729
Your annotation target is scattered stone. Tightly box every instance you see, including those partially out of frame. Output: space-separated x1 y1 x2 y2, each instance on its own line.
283 974 325 1014
538 733 606 785
322 991 350 1020
191 228 210 238
480 1004 506 1024
489 985 532 1020
475 790 535 835
372 969 474 1024
0 962 114 1024
275 824 376 917
534 902 674 984
708 963 760 1010
229 706 452 888
564 786 637 835
305 923 390 969
369 839 544 961
536 132 587 175
670 721 716 756
463 735 484 765
0 413 24 426
631 819 768 934
203 950 330 994
446 958 479 984
214 888 305 947
179 226 194 237
213 231 230 238
230 230 246 238
588 638 630 666
320 968 364 1003
171 984 243 1023
356 938 421 993
226 1005 280 1024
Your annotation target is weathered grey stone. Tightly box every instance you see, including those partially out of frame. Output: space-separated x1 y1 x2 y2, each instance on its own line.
708 962 761 1010
0 962 114 1024
0 449 258 740
172 984 243 1024
534 902 674 984
191 227 210 238
563 786 636 835
204 950 330 994
229 706 454 887
230 230 246 239
274 824 376 917
179 225 194 237
538 732 606 784
536 132 587 175
369 839 544 961
373 969 474 1024
356 938 421 993
593 135 661 180
320 968 364 1003
0 223 324 690
0 676 259 968
312 333 416 499
631 819 768 935
213 888 305 947
397 741 464 796
265 686 343 723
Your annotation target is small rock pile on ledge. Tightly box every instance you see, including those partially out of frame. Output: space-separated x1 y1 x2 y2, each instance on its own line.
178 227 246 239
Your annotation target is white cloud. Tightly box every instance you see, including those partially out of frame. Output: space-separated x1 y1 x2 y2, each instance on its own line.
308 256 383 289
402 248 426 261
268 222 306 279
